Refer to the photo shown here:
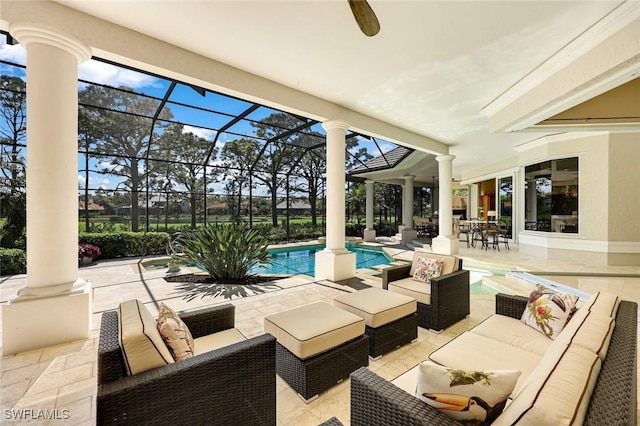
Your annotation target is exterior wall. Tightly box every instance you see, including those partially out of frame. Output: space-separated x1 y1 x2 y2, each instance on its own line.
517 131 640 266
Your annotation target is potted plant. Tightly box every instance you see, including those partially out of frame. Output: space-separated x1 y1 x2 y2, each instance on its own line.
78 243 101 265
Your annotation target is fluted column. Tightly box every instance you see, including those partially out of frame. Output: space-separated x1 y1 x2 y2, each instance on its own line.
432 154 459 255
3 23 93 354
363 180 376 242
315 120 356 281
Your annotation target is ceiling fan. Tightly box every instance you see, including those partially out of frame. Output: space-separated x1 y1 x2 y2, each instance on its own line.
348 0 380 37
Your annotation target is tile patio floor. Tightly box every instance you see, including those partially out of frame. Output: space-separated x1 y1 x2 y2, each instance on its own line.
1 243 639 425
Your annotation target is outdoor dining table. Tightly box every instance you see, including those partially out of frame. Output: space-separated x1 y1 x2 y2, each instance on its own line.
467 220 498 249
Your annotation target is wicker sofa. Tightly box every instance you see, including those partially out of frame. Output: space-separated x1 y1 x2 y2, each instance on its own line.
97 302 276 425
382 252 470 332
350 292 638 426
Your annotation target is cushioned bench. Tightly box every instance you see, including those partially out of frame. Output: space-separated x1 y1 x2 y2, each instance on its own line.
264 302 369 402
333 287 417 359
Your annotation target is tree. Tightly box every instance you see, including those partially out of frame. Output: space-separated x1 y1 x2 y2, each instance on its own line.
156 123 214 229
348 183 366 224
292 148 324 227
252 113 306 227
219 138 260 221
78 85 172 231
0 76 27 248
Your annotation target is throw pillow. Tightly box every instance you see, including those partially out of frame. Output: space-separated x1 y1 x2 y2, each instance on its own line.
520 285 578 340
157 303 195 361
416 360 521 425
412 257 443 283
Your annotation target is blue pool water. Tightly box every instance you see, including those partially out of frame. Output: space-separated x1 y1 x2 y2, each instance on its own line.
250 245 391 276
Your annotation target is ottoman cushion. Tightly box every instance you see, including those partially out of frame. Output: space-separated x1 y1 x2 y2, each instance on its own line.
333 288 416 328
264 302 365 359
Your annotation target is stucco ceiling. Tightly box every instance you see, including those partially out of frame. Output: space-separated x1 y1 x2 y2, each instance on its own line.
29 1 640 180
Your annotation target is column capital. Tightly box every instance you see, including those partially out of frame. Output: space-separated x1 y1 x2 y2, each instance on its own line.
9 23 91 63
365 179 375 185
436 154 456 163
403 174 415 180
322 120 350 131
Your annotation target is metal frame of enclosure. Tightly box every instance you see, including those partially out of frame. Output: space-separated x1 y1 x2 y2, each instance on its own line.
0 31 413 242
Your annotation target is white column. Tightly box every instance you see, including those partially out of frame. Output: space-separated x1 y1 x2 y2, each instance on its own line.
2 23 93 354
432 154 459 255
315 120 355 281
363 180 376 242
401 175 417 245
403 175 414 229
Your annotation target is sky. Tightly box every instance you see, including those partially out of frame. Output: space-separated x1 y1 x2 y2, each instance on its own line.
0 33 397 200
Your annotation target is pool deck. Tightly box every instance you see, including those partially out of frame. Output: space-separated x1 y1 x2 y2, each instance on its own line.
1 242 639 425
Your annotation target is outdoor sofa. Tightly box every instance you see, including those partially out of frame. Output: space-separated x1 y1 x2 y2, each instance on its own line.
350 291 637 425
97 301 276 425
382 251 470 332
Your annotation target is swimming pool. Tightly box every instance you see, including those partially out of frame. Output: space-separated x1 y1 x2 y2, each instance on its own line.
251 244 391 276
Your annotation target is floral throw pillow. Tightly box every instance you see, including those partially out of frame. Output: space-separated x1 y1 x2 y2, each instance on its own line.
157 303 195 361
416 360 521 425
412 257 443 283
520 284 579 340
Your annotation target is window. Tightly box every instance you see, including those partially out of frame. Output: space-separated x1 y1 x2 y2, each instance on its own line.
524 158 578 233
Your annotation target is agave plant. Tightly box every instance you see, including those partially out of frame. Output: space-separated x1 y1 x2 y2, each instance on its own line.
179 223 271 282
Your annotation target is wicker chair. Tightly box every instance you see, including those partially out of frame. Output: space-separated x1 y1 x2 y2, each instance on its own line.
97 303 276 425
382 254 470 332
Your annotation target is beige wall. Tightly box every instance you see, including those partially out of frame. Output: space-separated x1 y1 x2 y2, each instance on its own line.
607 133 640 242
516 131 640 265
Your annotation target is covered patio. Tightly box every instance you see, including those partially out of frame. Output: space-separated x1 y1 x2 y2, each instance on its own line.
2 244 639 425
1 0 640 424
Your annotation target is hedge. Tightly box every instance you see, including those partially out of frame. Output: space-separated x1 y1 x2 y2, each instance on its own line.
79 231 171 259
0 248 26 275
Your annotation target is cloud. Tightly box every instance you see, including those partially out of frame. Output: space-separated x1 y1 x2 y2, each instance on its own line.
0 44 26 65
79 60 159 88
183 125 217 140
78 174 112 190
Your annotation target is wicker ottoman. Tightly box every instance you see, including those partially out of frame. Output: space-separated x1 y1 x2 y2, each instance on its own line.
264 302 369 403
333 287 418 360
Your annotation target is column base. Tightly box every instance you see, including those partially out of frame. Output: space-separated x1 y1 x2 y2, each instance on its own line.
431 236 460 255
401 229 418 246
2 279 92 355
363 229 376 242
315 249 356 282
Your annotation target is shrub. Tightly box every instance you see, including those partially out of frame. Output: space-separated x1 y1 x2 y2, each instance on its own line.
79 232 170 259
78 243 101 260
179 223 271 281
0 248 26 276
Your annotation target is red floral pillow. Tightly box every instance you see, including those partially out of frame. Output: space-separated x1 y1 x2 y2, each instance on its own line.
412 257 443 283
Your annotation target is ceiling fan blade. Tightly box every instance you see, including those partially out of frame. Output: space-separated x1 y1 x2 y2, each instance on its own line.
348 0 380 37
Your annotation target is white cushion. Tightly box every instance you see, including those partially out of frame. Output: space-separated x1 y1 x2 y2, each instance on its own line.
333 287 416 328
494 344 601 426
583 291 620 318
118 299 174 376
193 328 247 355
556 309 615 360
264 302 364 359
429 332 542 395
388 278 431 305
469 314 554 356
